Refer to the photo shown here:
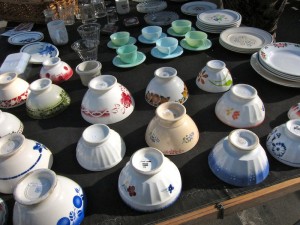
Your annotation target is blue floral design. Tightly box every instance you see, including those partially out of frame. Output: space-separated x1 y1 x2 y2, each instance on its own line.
271 142 286 157
39 45 56 56
33 142 47 153
168 184 174 193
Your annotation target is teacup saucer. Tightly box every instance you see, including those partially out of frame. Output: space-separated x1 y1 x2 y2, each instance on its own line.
138 33 167 44
113 51 146 68
107 37 137 49
180 39 212 51
151 46 184 59
167 27 195 37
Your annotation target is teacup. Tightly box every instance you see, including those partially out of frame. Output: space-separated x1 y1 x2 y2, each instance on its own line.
116 44 138 64
171 19 192 34
185 31 207 48
76 60 102 86
142 26 162 41
156 37 178 55
110 31 130 46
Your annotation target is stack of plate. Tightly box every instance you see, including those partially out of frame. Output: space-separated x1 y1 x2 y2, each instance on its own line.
196 9 242 33
219 27 273 54
181 1 217 16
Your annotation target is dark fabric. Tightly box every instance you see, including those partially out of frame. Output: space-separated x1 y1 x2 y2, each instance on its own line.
0 2 299 225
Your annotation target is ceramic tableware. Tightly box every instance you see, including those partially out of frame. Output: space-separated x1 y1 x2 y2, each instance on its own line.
196 60 233 93
71 39 99 61
0 72 29 109
181 1 217 16
171 19 192 35
116 44 138 64
13 169 85 225
8 31 44 45
0 133 53 194
76 124 126 171
185 31 207 48
141 26 162 41
156 37 178 55
151 45 184 59
208 129 269 187
144 11 179 26
266 119 300 167
113 52 146 68
145 67 188 107
26 78 71 119
47 20 69 46
110 31 130 47
180 38 212 51
215 84 265 128
288 103 300 120
118 147 182 212
145 102 199 155
81 75 135 124
75 60 102 86
107 37 136 49
40 57 73 84
0 110 23 138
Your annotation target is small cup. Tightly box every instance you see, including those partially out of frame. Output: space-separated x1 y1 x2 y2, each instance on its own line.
171 19 192 34
185 31 207 47
110 31 130 46
76 61 102 86
58 4 75 25
77 23 101 44
142 26 162 41
156 37 178 55
47 20 69 46
71 39 99 61
91 0 107 18
116 45 138 64
80 3 97 24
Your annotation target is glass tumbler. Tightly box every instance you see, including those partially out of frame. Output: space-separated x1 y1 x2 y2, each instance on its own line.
71 39 99 61
77 23 101 44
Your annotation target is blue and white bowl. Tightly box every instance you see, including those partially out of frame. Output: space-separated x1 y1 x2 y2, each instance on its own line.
266 119 300 167
208 129 269 187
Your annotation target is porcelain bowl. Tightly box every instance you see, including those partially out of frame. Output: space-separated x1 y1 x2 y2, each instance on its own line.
0 110 23 138
208 129 269 187
0 133 53 194
0 72 29 109
76 123 126 171
287 103 300 120
215 84 265 128
26 78 71 119
118 147 182 212
266 119 300 167
145 67 189 107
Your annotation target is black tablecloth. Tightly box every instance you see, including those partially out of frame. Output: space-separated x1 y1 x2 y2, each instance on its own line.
0 1 300 225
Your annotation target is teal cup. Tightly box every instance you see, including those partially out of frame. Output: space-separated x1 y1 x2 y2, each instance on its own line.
142 26 162 41
117 44 138 64
171 19 192 34
110 31 130 46
156 37 178 55
185 31 207 47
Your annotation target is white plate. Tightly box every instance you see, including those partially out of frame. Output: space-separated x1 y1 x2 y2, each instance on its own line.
181 1 217 16
258 42 300 77
20 42 59 64
197 9 241 26
250 53 300 88
144 11 179 26
8 31 44 45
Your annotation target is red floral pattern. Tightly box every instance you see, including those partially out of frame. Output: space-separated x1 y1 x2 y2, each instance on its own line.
0 89 29 108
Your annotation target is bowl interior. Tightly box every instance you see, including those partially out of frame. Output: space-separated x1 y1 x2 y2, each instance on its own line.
0 133 24 157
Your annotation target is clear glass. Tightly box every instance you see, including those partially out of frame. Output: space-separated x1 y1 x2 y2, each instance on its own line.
71 39 99 61
43 9 55 24
91 0 107 18
80 4 97 24
106 6 118 25
58 4 75 25
77 23 101 44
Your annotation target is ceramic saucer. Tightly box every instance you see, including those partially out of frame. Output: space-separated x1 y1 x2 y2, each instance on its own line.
167 27 195 37
113 51 146 68
180 39 212 51
138 33 167 44
107 37 137 49
151 46 184 59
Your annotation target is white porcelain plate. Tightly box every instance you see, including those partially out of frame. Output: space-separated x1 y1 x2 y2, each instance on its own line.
197 9 241 26
181 1 217 16
20 42 59 64
8 32 44 45
144 11 179 26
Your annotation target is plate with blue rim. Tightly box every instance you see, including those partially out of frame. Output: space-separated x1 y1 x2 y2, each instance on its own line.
107 37 137 49
8 31 44 45
113 51 146 68
180 38 212 51
167 27 195 37
20 42 59 64
151 46 183 59
138 33 167 44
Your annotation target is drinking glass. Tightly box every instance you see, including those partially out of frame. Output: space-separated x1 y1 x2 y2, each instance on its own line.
71 39 99 61
77 23 101 44
106 6 118 25
58 4 75 25
80 4 97 24
91 0 107 18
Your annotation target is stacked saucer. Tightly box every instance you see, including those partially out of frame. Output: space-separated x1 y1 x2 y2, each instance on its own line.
196 9 242 33
219 27 273 54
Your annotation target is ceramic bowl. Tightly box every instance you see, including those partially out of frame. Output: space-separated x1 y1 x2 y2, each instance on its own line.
118 147 182 212
145 102 199 155
208 129 269 187
288 103 300 120
110 31 130 46
171 19 192 34
0 133 53 194
26 78 71 119
185 31 207 48
81 75 135 124
156 37 178 55
75 60 102 86
40 57 73 84
215 84 265 128
0 72 29 109
266 119 300 167
196 60 233 93
76 124 126 171
13 169 85 225
145 67 189 107
0 110 23 138
141 26 162 41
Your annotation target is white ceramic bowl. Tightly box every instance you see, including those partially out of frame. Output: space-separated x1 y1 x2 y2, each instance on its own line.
145 67 189 107
13 169 85 225
81 75 135 124
118 147 182 212
266 119 300 167
287 103 300 120
0 133 53 194
0 72 29 109
196 60 233 93
215 84 265 128
208 129 269 187
76 124 126 171
0 110 23 138
26 78 71 119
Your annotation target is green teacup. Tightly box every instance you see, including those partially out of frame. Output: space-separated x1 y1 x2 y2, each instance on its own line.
185 31 207 47
117 44 138 64
171 19 192 34
110 31 130 46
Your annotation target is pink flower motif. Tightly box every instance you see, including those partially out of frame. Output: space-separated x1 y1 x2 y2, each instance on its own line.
121 92 132 108
232 111 240 120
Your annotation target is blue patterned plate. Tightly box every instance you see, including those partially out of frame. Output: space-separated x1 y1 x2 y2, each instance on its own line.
8 32 44 46
20 42 59 64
